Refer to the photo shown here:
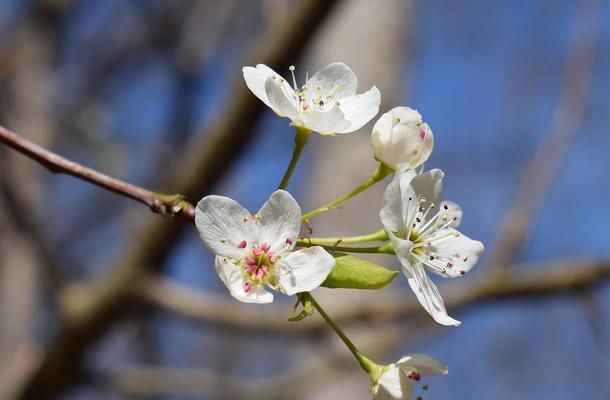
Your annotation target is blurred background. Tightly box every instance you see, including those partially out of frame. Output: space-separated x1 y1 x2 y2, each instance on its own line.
1 0 609 399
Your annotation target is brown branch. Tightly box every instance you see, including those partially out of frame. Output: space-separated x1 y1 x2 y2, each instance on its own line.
13 1 342 399
0 125 196 222
486 0 601 270
144 259 610 332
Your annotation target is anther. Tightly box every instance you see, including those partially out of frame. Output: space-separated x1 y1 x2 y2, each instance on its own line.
463 256 469 262
422 384 429 390
220 238 227 244
443 204 449 210
446 261 454 268
395 118 401 123
243 216 249 222
408 371 421 382
460 270 466 275
286 238 293 245
237 240 247 249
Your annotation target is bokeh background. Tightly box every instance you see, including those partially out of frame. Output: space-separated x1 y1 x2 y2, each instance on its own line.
1 0 609 399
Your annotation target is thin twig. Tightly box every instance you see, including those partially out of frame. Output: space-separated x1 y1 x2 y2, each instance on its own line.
0 125 196 222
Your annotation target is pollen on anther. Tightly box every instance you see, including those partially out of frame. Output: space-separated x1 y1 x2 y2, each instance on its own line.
463 256 469 262
289 65 295 71
220 238 227 244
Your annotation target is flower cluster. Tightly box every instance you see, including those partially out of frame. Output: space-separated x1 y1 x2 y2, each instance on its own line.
194 62 484 399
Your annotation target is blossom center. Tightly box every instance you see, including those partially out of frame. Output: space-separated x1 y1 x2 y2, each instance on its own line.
281 65 341 114
241 242 277 292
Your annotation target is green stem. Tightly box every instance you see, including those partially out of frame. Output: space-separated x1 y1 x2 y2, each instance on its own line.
304 292 377 374
298 229 388 246
298 241 394 254
301 163 392 220
278 127 311 190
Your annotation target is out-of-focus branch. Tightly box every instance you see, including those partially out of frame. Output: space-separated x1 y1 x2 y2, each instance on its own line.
144 259 610 331
14 2 342 399
0 125 196 221
486 0 600 270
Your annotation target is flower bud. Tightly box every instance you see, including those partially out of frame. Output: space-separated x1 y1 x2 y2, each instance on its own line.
371 106 434 170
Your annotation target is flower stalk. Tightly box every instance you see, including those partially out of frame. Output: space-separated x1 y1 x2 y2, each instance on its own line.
302 164 392 220
303 292 382 377
278 126 311 190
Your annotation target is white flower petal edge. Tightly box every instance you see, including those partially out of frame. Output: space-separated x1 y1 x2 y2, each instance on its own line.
373 353 448 400
380 168 484 326
242 62 381 135
196 190 335 303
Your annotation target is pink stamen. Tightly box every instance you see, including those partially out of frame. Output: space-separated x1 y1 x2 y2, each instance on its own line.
256 269 265 281
419 129 426 140
286 238 293 245
408 371 421 382
244 282 253 293
246 264 257 274
246 257 256 266
260 242 271 252
302 103 309 111
237 240 247 249
268 251 277 263
253 246 262 257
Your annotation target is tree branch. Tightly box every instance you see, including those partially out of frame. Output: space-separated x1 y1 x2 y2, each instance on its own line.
0 125 196 221
143 259 610 331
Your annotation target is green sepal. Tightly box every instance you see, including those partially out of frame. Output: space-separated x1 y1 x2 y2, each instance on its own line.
289 292 314 321
321 253 398 290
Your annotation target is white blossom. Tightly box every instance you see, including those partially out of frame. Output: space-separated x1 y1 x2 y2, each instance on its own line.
371 106 434 170
373 354 448 400
243 62 380 135
380 167 484 326
195 190 335 303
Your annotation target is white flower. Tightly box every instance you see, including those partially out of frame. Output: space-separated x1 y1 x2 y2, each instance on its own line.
242 62 381 135
371 106 434 170
195 190 335 303
380 167 484 326
373 354 448 400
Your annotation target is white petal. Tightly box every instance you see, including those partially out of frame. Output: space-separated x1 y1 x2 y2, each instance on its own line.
277 247 335 295
195 195 258 259
439 201 462 228
264 77 300 120
374 365 413 400
388 232 414 279
397 354 448 376
380 166 418 232
258 190 302 251
407 262 460 326
425 228 484 278
336 86 381 133
380 170 404 232
214 257 273 304
303 104 351 134
405 168 444 217
242 64 280 108
306 62 358 101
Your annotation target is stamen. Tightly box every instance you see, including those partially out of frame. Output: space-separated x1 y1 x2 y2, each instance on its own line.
286 238 293 245
260 242 271 252
408 371 421 382
244 282 253 293
237 240 247 249
289 65 297 90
